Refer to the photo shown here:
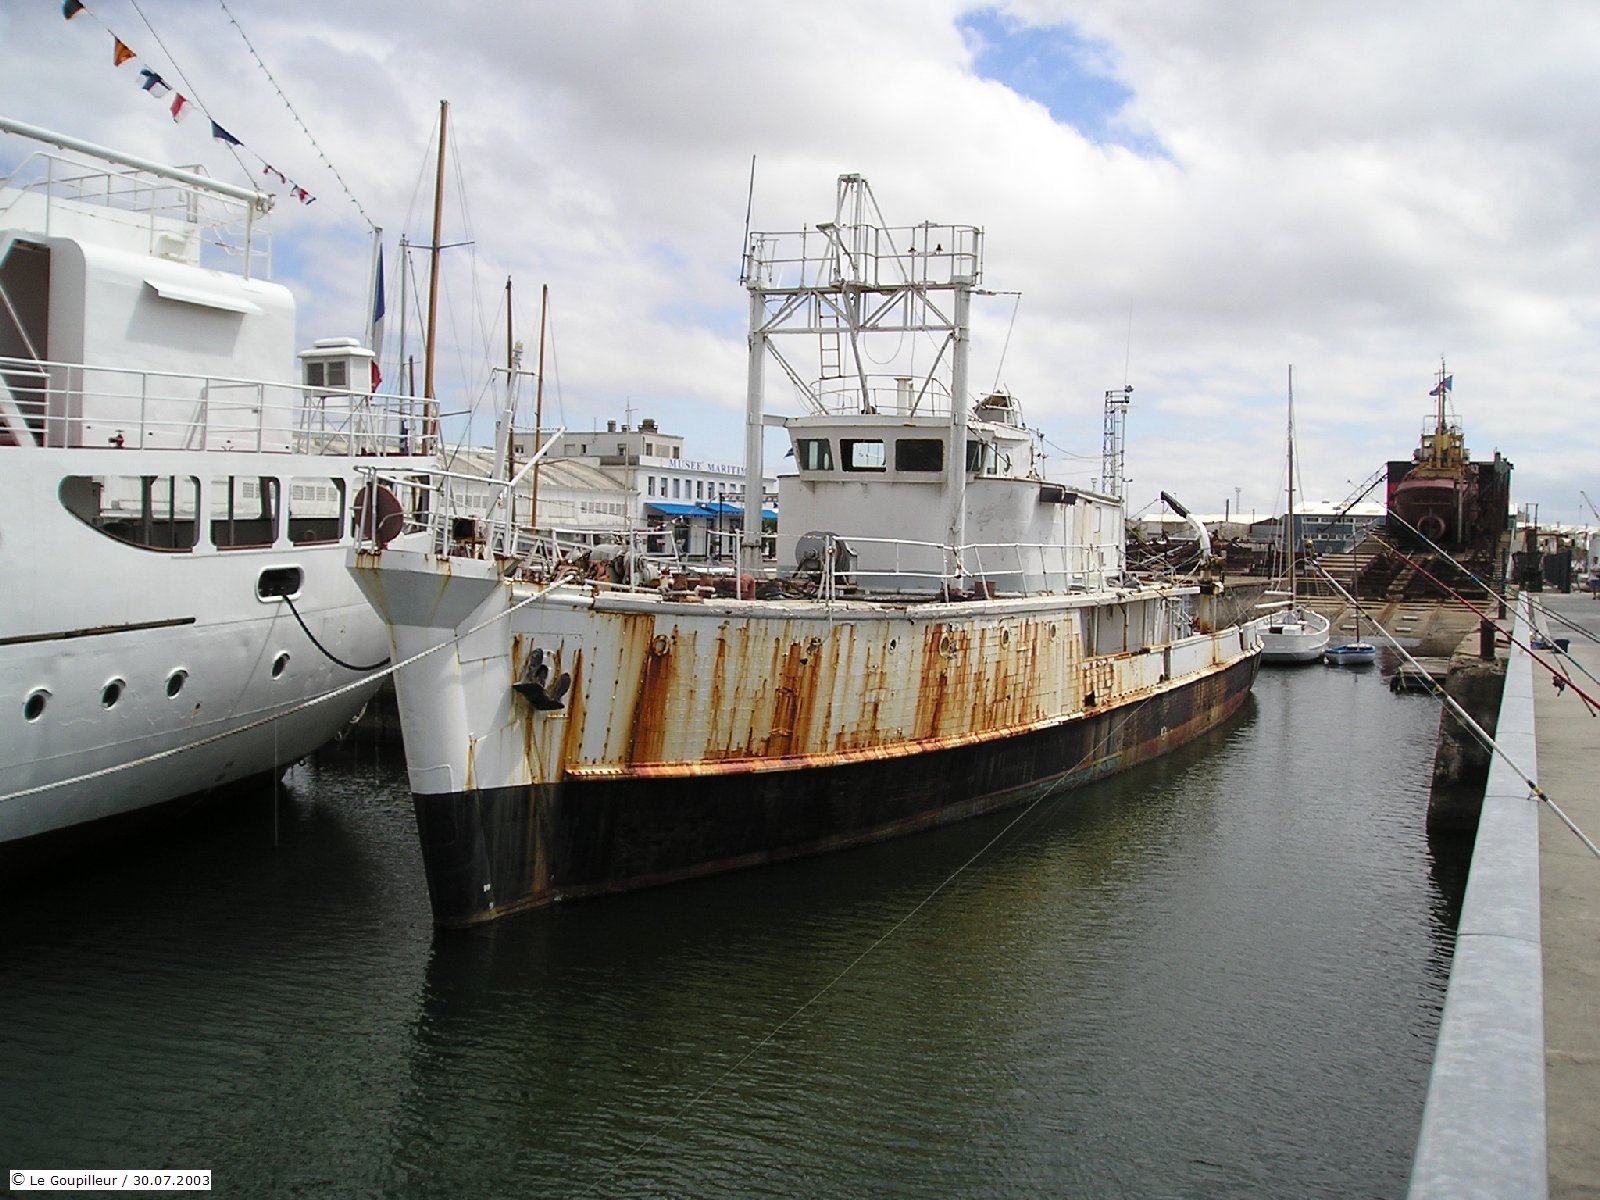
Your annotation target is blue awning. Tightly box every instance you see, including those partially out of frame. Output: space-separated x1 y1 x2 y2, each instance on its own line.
645 500 779 521
644 501 703 518
698 500 778 520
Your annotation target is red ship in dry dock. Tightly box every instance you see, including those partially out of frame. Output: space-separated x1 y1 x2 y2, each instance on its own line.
1389 362 1480 544
350 176 1263 927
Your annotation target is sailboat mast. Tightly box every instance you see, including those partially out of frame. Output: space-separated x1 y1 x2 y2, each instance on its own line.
423 99 448 435
502 276 515 479
1286 364 1296 599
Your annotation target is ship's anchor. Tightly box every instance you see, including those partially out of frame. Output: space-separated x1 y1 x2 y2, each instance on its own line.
514 646 571 711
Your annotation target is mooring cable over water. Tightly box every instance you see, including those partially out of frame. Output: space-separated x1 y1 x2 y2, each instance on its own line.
1309 561 1600 860
1384 509 1600 651
576 686 1170 1195
1365 530 1600 715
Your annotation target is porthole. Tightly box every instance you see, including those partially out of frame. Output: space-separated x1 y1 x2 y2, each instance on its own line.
101 678 125 708
23 688 49 722
166 669 188 698
271 652 290 679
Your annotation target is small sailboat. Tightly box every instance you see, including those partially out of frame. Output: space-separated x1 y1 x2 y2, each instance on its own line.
1324 548 1377 665
1323 615 1378 665
1259 365 1331 664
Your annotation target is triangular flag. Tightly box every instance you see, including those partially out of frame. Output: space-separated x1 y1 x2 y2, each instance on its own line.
63 0 86 19
113 38 136 67
139 68 170 95
170 94 190 123
210 122 242 147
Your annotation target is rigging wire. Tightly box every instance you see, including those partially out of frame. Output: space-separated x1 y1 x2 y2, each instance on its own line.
215 0 375 228
989 290 1022 392
127 0 251 182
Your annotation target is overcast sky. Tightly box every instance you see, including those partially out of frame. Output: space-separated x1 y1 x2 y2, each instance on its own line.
5 0 1598 524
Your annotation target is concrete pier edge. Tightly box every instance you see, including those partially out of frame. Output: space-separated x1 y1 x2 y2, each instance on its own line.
1408 593 1545 1199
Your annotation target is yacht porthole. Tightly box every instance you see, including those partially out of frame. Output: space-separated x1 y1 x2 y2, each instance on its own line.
271 652 290 678
166 669 188 698
101 678 125 708
23 689 49 722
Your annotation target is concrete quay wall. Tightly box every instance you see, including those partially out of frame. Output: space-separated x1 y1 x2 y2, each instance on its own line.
1409 594 1546 1200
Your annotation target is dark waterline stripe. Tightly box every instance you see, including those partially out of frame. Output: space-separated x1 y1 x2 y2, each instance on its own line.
0 616 197 646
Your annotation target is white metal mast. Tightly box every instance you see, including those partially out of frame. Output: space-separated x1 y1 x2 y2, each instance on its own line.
739 175 983 577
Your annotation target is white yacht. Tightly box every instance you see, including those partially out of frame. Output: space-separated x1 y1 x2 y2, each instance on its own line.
0 117 433 857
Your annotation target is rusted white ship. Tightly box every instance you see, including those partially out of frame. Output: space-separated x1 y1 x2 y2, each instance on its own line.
351 176 1263 927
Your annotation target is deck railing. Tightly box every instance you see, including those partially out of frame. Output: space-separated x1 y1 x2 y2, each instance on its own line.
0 354 434 457
353 462 1126 599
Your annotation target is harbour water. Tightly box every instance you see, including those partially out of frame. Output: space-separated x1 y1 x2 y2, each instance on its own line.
0 664 1466 1197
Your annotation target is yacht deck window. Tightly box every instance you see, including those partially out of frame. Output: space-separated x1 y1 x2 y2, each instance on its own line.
212 476 280 549
288 477 346 545
60 474 199 551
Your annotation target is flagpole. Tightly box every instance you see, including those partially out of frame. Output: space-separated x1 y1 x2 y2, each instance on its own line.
366 225 384 366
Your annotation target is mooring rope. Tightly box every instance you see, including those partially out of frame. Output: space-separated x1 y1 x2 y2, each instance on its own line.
1308 561 1600 859
0 574 568 806
577 646 1232 1194
282 594 390 673
1385 509 1600 650
1366 531 1600 715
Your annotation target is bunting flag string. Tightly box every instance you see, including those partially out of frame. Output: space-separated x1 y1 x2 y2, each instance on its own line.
60 0 317 205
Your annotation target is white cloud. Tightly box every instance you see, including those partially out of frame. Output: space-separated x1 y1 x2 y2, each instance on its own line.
4 0 1598 522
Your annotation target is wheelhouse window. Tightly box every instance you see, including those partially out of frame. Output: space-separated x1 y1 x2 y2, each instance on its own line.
59 474 199 551
211 476 280 549
840 439 886 472
895 438 944 472
966 438 998 474
288 477 346 545
796 438 834 471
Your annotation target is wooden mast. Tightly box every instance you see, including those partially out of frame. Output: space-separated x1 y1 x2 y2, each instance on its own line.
531 283 548 536
423 99 448 440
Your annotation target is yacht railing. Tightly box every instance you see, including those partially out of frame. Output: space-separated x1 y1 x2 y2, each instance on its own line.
0 134 269 276
0 354 433 457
